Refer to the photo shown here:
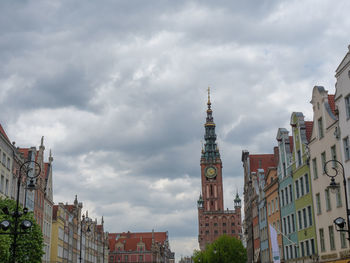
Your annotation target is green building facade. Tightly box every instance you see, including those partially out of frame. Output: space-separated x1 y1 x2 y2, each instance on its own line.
290 112 318 259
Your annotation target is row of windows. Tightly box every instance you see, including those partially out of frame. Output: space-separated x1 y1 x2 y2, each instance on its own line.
295 174 310 199
267 197 279 217
284 238 316 260
110 255 143 262
281 206 313 235
260 227 268 242
0 150 11 170
297 206 313 230
315 188 342 214
319 225 347 252
282 214 295 235
280 185 293 207
259 207 266 222
204 229 236 235
204 222 236 227
0 174 9 195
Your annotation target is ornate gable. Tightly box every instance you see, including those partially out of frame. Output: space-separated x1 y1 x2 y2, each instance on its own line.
335 45 350 77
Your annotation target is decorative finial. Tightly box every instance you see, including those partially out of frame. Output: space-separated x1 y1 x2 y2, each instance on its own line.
49 149 54 163
207 87 211 106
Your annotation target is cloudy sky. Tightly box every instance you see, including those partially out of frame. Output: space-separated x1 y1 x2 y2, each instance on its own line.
1 0 349 260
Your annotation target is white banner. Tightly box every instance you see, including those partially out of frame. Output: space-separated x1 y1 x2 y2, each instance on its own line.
269 224 281 263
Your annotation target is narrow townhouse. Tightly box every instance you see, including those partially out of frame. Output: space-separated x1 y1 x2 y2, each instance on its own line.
264 166 283 262
290 112 318 261
309 86 348 262
276 128 298 261
334 46 350 203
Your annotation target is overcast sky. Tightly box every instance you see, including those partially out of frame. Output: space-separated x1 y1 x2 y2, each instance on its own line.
1 0 349 260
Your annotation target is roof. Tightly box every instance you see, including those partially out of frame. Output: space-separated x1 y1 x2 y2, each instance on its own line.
305 121 314 143
328 95 336 115
249 154 276 174
52 205 58 220
108 232 167 252
64 205 76 213
0 124 11 143
289 136 294 152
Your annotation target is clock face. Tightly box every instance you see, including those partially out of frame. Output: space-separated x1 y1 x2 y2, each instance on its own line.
205 166 217 178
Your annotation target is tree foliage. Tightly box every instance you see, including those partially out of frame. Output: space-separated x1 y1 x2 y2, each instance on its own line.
0 198 44 263
193 235 247 263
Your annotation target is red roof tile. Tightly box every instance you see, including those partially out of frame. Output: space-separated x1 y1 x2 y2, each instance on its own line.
108 232 167 252
52 205 58 220
328 95 336 115
289 136 294 152
44 163 50 180
0 124 11 143
64 205 76 213
305 121 313 143
249 154 276 174
18 148 30 159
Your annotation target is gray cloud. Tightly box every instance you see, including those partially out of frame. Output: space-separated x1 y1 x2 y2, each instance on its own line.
1 0 350 260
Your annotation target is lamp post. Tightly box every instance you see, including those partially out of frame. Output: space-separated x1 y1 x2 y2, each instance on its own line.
79 214 92 263
324 160 350 241
0 160 40 263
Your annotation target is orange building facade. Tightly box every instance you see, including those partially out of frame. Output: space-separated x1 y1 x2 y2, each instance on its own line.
264 167 283 261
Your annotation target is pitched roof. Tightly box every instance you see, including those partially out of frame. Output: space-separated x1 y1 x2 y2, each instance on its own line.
108 232 167 252
18 148 30 159
305 121 314 143
249 154 277 174
52 205 58 220
289 136 294 152
328 95 336 115
0 124 11 143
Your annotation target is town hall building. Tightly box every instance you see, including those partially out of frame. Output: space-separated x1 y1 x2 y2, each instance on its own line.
197 90 242 250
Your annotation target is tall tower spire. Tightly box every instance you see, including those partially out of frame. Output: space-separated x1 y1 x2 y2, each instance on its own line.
202 87 220 162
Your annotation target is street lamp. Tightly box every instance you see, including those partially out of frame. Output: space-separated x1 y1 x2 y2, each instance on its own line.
79 214 92 263
0 160 40 263
324 160 350 240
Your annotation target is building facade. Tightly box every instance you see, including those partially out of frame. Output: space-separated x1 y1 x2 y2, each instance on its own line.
197 91 242 250
243 151 277 262
309 86 349 261
290 112 318 260
276 127 298 262
50 196 108 263
0 124 14 200
108 231 175 263
264 167 283 262
257 168 270 262
335 46 350 207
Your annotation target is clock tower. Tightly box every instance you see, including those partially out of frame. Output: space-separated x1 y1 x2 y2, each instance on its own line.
197 88 242 250
200 88 224 212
